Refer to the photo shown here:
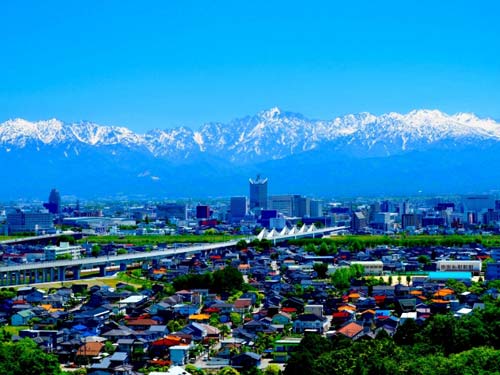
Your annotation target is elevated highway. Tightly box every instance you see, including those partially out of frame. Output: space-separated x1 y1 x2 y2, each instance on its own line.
0 225 347 286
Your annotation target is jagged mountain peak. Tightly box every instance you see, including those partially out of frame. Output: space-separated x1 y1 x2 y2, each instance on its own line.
2 108 500 162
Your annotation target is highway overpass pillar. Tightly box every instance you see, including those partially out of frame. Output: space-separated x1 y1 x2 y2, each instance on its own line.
72 266 81 280
99 265 106 277
50 268 55 282
14 271 20 285
58 267 66 282
120 263 127 272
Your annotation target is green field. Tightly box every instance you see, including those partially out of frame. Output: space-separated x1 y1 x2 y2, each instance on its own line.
289 234 500 249
0 236 16 241
2 325 29 336
78 234 245 246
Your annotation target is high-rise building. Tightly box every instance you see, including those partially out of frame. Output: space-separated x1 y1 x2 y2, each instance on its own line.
230 197 247 220
43 188 61 215
380 200 393 213
310 200 323 217
268 194 310 217
249 175 268 210
402 213 423 229
7 209 54 234
196 205 210 219
296 196 310 217
268 195 295 216
156 203 187 221
401 200 410 215
351 212 367 233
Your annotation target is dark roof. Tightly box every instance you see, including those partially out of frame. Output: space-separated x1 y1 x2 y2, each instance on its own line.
296 313 326 322
236 351 261 360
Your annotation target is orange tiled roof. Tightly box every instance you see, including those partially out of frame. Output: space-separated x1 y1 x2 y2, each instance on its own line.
76 342 104 357
127 319 158 326
338 305 356 312
189 314 210 320
361 309 376 315
431 299 450 304
433 288 454 297
338 322 363 338
234 299 252 308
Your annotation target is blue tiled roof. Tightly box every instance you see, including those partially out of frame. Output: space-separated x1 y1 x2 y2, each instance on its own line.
428 271 472 279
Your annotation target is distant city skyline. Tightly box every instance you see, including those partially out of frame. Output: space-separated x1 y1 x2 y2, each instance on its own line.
1 1 499 131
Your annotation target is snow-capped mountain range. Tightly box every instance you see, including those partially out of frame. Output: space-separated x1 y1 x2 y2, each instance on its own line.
2 108 500 163
1 108 500 198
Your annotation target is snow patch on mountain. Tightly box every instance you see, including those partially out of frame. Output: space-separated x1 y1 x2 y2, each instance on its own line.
1 109 500 162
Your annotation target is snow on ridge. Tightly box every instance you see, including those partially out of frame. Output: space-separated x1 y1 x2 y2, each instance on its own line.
1 108 500 161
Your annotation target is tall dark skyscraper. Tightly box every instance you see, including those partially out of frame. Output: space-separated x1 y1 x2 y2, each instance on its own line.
44 188 61 215
230 196 247 221
249 175 268 210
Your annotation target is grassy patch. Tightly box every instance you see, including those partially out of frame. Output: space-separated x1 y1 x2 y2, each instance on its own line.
116 271 152 289
78 234 244 246
289 234 500 249
18 276 141 292
0 236 16 241
3 325 29 336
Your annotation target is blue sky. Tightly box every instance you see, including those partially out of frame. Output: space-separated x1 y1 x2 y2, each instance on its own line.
1 1 499 131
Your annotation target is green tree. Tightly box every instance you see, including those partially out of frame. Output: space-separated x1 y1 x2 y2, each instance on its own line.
236 239 249 249
103 340 116 354
56 253 72 260
218 367 241 375
313 262 328 279
91 245 101 257
230 312 242 326
417 255 431 265
0 289 16 301
264 364 282 375
57 234 76 245
318 242 329 255
0 338 63 375
446 279 467 294
394 318 420 346
167 319 185 333
185 364 207 375
213 266 244 293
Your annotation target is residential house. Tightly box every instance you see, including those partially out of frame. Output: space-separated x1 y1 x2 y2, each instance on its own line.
76 342 104 364
169 345 190 365
273 337 302 363
337 321 364 340
233 298 253 314
292 313 330 333
11 309 35 326
231 352 261 370
271 312 291 325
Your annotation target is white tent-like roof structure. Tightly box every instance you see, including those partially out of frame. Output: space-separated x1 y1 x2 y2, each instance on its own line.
298 224 309 233
257 228 269 241
279 227 290 236
307 224 317 232
267 228 280 239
